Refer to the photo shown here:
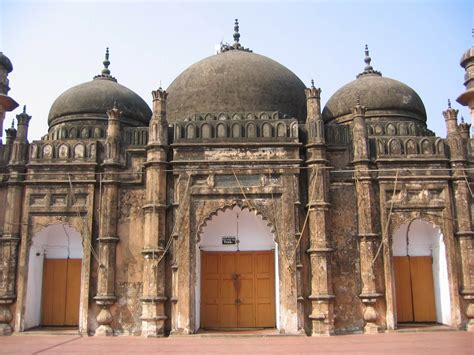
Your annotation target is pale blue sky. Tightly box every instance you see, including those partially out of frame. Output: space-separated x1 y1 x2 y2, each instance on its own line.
1 0 472 140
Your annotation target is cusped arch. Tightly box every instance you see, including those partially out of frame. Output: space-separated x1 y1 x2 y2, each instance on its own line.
196 202 277 244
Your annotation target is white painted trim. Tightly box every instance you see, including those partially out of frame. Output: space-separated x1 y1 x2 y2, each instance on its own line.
24 224 83 330
392 219 451 325
195 206 278 330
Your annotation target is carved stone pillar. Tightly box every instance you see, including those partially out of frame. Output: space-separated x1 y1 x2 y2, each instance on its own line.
140 88 168 337
443 103 474 331
0 108 29 335
94 105 121 336
305 83 335 335
351 100 382 333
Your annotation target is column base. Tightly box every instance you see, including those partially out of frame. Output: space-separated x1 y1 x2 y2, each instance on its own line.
94 300 115 336
364 322 379 334
0 324 12 336
141 321 166 338
310 315 335 336
140 301 167 337
95 325 114 336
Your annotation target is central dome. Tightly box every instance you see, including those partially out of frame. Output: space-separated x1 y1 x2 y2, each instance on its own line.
166 50 307 123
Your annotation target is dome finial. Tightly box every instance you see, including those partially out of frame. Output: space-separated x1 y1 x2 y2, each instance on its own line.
311 79 315 88
220 18 252 53
357 44 382 78
94 47 117 81
102 47 111 76
448 98 451 108
23 105 26 114
233 19 240 46
11 118 15 129
364 45 372 70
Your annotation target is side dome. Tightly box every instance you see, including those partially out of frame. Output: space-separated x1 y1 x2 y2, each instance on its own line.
166 50 307 123
48 50 151 130
322 47 426 125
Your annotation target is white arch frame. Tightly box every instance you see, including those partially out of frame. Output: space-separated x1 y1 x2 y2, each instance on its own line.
24 224 83 330
392 219 451 325
195 206 280 331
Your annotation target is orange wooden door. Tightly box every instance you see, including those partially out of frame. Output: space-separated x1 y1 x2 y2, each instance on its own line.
201 252 220 328
410 256 436 322
254 251 275 327
42 259 68 326
41 259 81 326
393 255 436 323
220 253 238 327
64 259 82 325
201 251 275 329
237 252 256 327
394 256 414 322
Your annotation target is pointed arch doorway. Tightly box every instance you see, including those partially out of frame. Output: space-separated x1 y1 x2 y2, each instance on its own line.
392 219 451 325
24 224 83 329
196 206 278 330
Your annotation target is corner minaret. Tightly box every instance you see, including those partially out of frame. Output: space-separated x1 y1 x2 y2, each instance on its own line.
0 52 19 145
140 87 169 337
93 103 122 336
456 35 474 127
305 80 324 144
444 98 474 332
351 97 382 334
304 79 335 336
0 106 29 336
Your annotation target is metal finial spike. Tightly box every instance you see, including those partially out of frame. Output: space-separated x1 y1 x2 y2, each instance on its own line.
23 105 26 113
356 94 361 106
448 99 451 108
461 116 465 123
233 18 240 45
311 79 315 88
364 44 372 67
11 119 14 128
102 47 111 76
159 80 162 90
113 100 117 109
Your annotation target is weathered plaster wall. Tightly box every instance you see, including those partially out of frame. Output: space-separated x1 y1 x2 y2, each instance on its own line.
111 187 145 335
329 183 364 333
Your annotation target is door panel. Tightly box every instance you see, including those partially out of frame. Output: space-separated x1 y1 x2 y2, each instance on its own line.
394 256 414 322
201 253 219 328
41 259 68 326
255 252 275 327
237 252 255 327
201 251 275 329
64 259 82 326
410 256 436 322
41 259 81 327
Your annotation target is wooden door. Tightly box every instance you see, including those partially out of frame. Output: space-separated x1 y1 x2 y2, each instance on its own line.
201 251 275 329
393 256 436 323
41 258 82 326
410 256 436 322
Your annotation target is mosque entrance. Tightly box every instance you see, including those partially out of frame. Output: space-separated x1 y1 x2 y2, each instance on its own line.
393 256 436 322
24 224 83 329
196 206 278 330
201 251 275 328
392 220 451 325
41 258 81 326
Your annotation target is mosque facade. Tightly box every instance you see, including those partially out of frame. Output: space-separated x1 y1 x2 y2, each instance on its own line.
0 21 473 337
